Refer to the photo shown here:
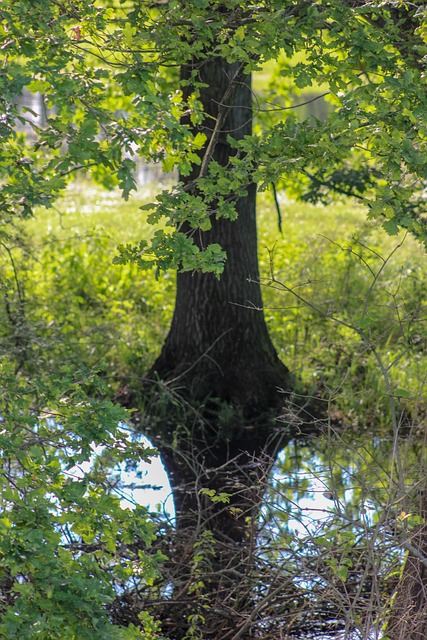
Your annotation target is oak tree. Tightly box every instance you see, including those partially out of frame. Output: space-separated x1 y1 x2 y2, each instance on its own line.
2 0 427 637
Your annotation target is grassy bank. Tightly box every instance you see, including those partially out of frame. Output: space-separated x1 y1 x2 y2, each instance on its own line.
3 179 427 426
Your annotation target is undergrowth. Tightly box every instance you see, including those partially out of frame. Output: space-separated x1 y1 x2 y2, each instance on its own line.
1 179 426 426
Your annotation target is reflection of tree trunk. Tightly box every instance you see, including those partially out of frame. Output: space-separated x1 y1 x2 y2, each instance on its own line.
386 491 427 640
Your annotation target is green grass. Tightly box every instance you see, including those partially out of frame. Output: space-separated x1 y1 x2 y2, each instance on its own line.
2 179 175 386
257 190 427 426
4 179 427 425
25 178 162 242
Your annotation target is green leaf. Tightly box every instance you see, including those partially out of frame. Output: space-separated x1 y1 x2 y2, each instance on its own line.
382 218 400 236
394 388 411 398
336 564 349 582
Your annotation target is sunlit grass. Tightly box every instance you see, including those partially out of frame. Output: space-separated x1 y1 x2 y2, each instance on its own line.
27 177 167 243
17 176 427 426
256 189 427 425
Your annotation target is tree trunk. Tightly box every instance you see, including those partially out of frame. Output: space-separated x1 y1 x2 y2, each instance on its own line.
152 57 290 414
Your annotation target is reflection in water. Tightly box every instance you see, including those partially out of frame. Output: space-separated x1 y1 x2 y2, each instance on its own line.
117 434 175 518
68 428 175 519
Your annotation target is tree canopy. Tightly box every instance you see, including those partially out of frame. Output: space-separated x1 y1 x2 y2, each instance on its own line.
2 0 427 270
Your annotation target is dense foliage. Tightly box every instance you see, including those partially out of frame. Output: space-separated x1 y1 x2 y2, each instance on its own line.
2 1 427 273
0 364 163 640
0 189 169 638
